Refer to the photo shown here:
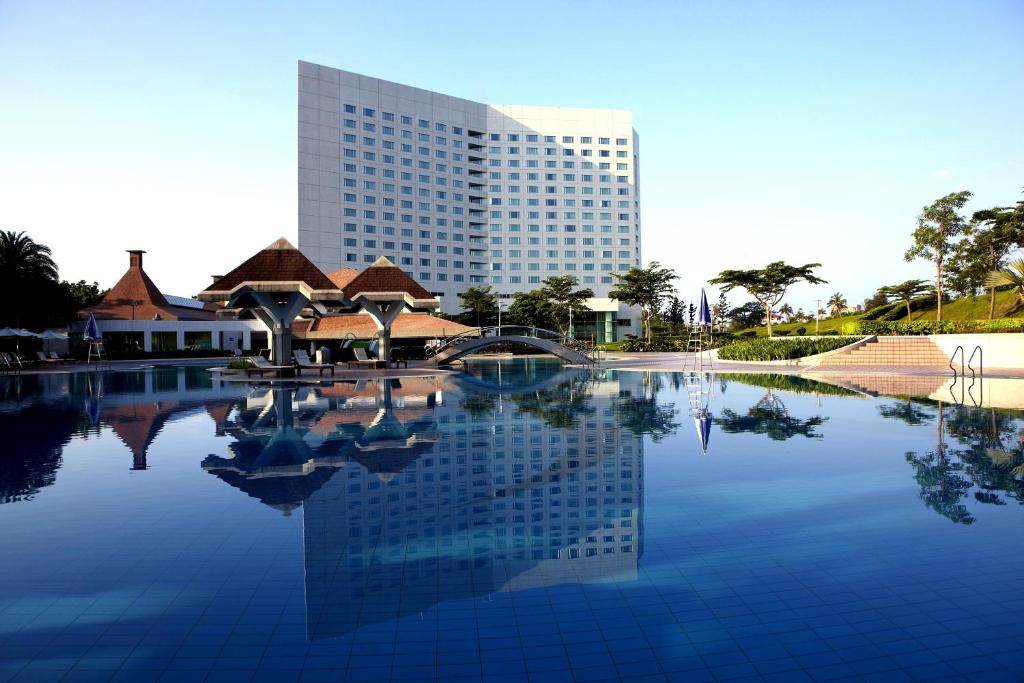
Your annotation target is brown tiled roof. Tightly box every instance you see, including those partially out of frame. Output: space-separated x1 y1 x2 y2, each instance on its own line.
326 268 359 289
83 257 217 321
201 237 338 295
341 256 435 302
296 312 475 340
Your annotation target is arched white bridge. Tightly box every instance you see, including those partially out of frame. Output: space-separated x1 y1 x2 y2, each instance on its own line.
426 326 597 366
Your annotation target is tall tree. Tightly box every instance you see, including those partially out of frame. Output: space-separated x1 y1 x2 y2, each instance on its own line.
507 289 556 330
709 262 826 336
904 191 972 321
608 261 678 341
777 303 794 322
0 230 59 327
826 292 847 317
880 279 932 319
457 285 497 328
540 275 593 337
957 200 1024 318
728 301 766 329
666 296 685 334
712 291 729 330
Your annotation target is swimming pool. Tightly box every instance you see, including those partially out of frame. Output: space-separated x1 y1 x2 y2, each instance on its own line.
1 361 1022 682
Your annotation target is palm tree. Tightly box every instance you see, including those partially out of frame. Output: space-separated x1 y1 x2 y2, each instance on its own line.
0 230 58 283
827 292 847 317
777 303 794 322
0 231 59 327
985 258 1024 304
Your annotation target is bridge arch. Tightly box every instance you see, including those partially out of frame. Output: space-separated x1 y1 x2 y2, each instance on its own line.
428 327 595 366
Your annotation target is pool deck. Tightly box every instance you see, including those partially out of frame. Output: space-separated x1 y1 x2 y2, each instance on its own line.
5 352 1024 381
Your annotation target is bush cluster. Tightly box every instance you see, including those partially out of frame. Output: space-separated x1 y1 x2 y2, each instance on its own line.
620 337 679 352
717 336 863 361
844 319 1024 336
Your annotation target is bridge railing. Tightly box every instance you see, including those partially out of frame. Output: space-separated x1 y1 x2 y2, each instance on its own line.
428 325 597 363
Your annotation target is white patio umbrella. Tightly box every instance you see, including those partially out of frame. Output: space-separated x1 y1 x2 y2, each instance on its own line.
39 329 68 354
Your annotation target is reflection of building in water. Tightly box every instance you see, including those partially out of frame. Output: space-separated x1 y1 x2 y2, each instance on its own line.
302 371 645 640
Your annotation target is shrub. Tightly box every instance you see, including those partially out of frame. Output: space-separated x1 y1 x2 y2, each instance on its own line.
795 327 807 336
852 319 1024 335
774 330 791 336
716 336 863 361
740 330 758 338
621 337 679 352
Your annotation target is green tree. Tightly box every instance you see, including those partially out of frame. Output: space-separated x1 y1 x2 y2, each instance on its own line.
879 279 932 319
540 275 594 337
957 200 1024 318
709 262 826 336
728 301 766 329
665 296 685 334
457 285 497 328
712 291 729 330
826 292 847 317
507 289 556 330
904 190 972 321
985 258 1024 305
608 261 677 341
0 230 60 328
62 280 107 310
778 303 794 322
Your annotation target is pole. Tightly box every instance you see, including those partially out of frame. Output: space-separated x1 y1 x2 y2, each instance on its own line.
569 306 573 340
815 298 821 336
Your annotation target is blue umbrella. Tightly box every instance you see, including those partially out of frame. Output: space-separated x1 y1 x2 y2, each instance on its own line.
697 288 712 328
84 313 102 341
693 408 712 453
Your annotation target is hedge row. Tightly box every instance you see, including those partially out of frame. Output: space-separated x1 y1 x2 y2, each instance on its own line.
717 336 863 361
842 319 1024 335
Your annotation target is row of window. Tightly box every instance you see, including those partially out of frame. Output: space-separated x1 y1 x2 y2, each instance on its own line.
342 104 474 137
490 250 633 259
489 133 628 146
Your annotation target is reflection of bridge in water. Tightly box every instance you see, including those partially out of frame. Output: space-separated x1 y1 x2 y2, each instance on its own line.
197 372 646 641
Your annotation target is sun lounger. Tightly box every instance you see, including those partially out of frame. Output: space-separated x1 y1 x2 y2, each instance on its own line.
293 350 335 376
347 347 383 369
244 356 293 377
0 353 14 373
48 351 66 362
36 351 63 365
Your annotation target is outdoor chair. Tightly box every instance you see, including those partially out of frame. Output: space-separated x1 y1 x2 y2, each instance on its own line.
0 353 13 373
347 347 384 369
48 352 66 362
293 350 335 376
36 351 63 365
244 356 293 377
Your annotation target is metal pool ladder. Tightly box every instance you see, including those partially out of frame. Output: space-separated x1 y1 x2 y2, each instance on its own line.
949 344 983 407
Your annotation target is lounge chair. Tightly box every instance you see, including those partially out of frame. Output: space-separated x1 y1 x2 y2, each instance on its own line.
48 351 66 362
244 356 293 377
346 347 383 369
293 350 335 376
2 353 24 372
0 353 13 373
36 351 63 365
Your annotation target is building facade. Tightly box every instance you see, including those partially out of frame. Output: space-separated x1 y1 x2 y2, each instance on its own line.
297 61 642 341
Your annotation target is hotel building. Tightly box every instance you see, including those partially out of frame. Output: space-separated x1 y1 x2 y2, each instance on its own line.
297 61 642 341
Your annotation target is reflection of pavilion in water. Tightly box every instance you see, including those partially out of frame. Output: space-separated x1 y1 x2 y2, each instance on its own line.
199 370 645 641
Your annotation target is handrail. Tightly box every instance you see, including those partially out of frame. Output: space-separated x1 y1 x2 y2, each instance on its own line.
949 345 964 405
430 324 597 362
967 345 983 408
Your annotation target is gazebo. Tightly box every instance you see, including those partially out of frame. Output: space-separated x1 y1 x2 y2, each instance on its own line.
335 256 439 363
198 238 343 365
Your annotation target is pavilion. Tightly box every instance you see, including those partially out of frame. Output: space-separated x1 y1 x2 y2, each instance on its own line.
198 238 344 365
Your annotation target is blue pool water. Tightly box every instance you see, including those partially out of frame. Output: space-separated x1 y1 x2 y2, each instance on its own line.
1 361 1023 682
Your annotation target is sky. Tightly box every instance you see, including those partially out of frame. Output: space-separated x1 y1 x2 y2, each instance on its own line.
1 0 1022 313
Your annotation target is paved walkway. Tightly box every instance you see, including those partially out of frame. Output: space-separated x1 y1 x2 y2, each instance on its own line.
6 352 1024 382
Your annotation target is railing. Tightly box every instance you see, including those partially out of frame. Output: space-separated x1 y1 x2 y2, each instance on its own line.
949 344 983 407
427 325 598 363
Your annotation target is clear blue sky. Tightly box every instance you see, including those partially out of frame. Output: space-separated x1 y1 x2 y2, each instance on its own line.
1 0 1022 312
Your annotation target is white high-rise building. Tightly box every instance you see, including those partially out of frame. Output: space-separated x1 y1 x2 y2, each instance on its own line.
298 61 642 341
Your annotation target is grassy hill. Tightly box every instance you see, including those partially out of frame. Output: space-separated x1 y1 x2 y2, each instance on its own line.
735 289 1023 337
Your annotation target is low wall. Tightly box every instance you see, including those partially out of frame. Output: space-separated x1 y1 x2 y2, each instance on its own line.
927 334 1024 370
